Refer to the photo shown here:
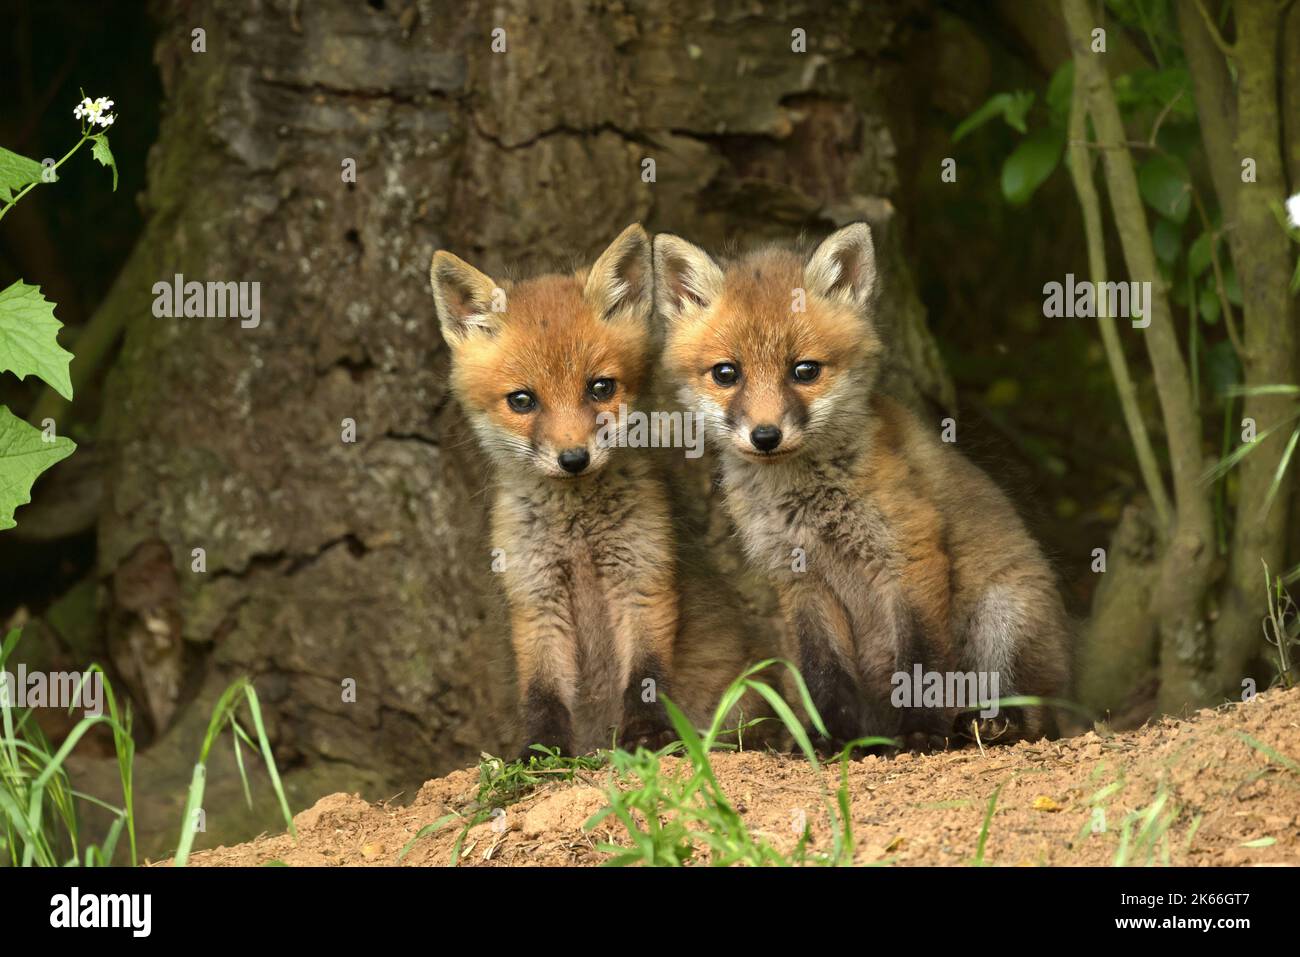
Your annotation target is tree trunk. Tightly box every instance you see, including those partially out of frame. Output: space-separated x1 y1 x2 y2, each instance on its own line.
80 0 950 853
1205 2 1297 696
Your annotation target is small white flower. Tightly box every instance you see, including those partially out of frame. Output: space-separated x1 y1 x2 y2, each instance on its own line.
73 96 117 129
1287 193 1300 231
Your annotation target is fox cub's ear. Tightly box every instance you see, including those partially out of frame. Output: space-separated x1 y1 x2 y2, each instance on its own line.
430 251 503 345
804 222 877 310
584 223 653 325
653 234 724 324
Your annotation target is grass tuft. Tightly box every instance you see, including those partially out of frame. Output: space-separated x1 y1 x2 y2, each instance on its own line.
399 748 606 865
0 626 296 867
584 659 898 866
171 677 296 866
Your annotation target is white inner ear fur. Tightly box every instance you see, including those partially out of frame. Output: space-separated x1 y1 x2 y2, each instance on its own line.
585 224 652 323
430 252 500 343
804 223 877 308
653 234 724 323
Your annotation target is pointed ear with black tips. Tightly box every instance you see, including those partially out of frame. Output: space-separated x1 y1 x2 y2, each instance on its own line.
430 251 503 345
584 223 653 325
652 233 724 325
804 223 878 309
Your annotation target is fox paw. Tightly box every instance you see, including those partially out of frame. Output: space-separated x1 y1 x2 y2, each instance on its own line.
618 717 676 752
811 674 873 745
954 710 1021 746
903 731 954 754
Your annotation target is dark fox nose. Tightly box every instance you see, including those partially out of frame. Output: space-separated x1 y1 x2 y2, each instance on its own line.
750 425 782 452
558 448 590 474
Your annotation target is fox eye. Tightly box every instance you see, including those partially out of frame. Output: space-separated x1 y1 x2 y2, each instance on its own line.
711 363 740 386
588 378 617 402
506 390 537 413
792 360 821 383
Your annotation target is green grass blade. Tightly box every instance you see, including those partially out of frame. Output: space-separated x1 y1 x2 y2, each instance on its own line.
971 782 1005 866
397 812 459 860
1202 410 1300 484
1260 425 1300 518
1223 384 1300 398
746 681 819 764
171 762 207 867
238 686 296 839
1235 732 1300 775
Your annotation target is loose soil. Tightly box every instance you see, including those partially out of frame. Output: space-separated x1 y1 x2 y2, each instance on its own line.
175 687 1300 867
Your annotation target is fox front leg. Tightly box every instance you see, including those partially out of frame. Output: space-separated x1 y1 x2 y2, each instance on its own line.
780 580 896 752
510 606 578 761
619 653 675 751
951 584 1069 746
610 577 679 752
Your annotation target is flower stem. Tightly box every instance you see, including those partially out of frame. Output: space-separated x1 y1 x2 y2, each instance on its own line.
0 133 90 223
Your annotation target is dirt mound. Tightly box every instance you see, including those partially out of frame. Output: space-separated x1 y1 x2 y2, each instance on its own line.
175 687 1300 867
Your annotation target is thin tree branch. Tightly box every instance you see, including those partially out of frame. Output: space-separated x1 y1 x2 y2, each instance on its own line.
1063 2 1209 520
1188 186 1245 357
1147 89 1184 147
1178 0 1241 224
1065 79 1173 531
1192 0 1237 57
1063 0 1217 712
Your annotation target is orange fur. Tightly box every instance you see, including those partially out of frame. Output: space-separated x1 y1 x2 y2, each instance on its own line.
656 225 1070 748
432 225 779 756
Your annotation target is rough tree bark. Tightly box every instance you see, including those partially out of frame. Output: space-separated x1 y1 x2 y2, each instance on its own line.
1197 1 1298 696
71 0 951 852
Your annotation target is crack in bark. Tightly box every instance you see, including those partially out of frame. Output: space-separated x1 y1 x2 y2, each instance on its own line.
381 429 439 448
469 114 657 152
209 532 374 584
255 75 460 108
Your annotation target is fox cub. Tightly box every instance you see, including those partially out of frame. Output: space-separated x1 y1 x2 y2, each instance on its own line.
432 224 772 758
653 223 1070 748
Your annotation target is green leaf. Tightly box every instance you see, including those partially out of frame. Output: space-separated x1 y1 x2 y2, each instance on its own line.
1187 231 1213 278
90 135 117 192
1045 62 1075 129
1198 283 1221 324
1223 261 1243 305
1000 128 1063 206
0 146 45 203
1137 155 1191 224
1204 340 1240 400
1268 198 1295 234
0 281 74 400
1153 217 1182 267
953 91 1035 143
1114 67 1194 121
0 405 76 531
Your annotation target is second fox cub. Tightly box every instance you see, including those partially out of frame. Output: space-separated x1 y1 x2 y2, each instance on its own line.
432 225 771 758
654 223 1070 747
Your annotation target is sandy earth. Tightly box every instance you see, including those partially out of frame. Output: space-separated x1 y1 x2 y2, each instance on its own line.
174 686 1300 867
